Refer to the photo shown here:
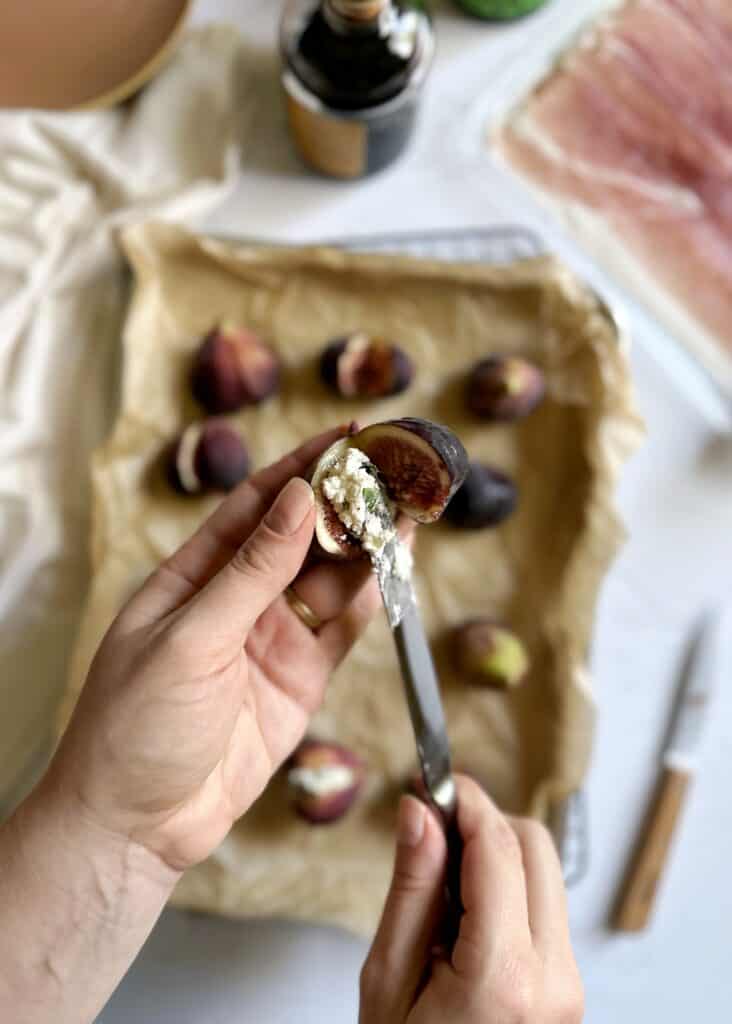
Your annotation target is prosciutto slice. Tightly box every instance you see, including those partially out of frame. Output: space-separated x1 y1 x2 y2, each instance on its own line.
500 0 732 384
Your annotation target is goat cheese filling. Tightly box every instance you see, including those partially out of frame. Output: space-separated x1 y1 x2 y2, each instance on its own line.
321 447 395 556
288 764 355 796
321 446 414 580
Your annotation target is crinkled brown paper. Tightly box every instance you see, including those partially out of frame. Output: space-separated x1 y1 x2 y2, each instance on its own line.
60 222 642 936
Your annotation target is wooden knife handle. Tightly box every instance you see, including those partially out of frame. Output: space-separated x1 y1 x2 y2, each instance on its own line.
613 766 691 932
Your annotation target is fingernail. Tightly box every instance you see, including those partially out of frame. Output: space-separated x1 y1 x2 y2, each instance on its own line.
397 795 425 848
265 478 314 536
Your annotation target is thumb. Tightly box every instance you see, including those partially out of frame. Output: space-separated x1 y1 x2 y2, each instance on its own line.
361 796 447 1021
190 477 315 637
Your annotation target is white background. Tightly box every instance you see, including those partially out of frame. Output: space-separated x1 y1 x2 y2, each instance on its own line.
98 1 732 1021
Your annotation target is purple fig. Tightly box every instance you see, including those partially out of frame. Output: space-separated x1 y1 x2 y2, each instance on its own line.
191 323 280 413
169 420 250 495
320 333 414 399
467 355 545 422
310 418 469 559
288 739 364 824
355 418 468 524
452 619 529 690
444 462 517 529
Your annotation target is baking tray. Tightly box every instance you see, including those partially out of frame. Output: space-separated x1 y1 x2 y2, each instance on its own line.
449 1 732 429
211 223 593 886
339 226 591 886
3 226 593 889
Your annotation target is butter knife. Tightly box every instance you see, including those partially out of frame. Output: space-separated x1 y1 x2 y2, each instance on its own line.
373 534 464 943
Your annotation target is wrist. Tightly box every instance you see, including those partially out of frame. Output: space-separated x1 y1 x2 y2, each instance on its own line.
0 770 180 1023
21 765 182 911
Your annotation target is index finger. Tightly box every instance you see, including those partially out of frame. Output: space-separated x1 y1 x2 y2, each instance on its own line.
451 775 532 982
127 425 349 625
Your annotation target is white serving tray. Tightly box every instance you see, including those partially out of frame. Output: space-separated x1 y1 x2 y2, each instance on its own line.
449 0 732 429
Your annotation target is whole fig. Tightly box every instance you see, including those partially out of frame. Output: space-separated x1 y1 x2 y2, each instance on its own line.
444 462 517 529
192 323 280 413
451 619 529 690
467 355 545 422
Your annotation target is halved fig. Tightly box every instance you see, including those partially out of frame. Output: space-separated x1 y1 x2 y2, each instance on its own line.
444 462 517 529
168 420 250 495
288 739 364 824
310 437 370 560
356 419 468 523
320 333 414 399
310 418 468 559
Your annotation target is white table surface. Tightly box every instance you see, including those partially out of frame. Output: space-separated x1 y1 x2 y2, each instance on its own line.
98 2 732 1021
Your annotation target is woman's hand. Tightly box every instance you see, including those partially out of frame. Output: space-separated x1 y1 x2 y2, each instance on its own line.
50 426 384 873
360 776 584 1024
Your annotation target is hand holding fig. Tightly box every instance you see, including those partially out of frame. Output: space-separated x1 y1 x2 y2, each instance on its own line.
49 429 383 873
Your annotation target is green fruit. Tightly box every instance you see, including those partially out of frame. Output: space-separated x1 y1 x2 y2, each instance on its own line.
453 0 549 20
452 620 529 690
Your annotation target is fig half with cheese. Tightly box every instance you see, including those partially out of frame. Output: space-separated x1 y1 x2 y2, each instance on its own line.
288 739 364 824
320 333 414 399
310 418 469 559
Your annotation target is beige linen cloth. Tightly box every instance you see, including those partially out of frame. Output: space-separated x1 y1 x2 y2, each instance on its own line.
60 224 642 935
0 27 250 810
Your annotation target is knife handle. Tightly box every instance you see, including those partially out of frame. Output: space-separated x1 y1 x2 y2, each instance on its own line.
440 811 465 948
612 765 691 932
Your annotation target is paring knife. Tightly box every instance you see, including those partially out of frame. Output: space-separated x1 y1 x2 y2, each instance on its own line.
613 607 726 932
373 534 464 943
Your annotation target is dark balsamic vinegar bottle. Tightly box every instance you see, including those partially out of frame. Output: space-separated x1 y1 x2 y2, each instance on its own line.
280 0 434 179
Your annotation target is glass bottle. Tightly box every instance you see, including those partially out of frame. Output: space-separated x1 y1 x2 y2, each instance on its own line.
280 0 434 179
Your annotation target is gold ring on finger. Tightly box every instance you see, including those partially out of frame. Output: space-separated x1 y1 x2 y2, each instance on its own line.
285 586 323 632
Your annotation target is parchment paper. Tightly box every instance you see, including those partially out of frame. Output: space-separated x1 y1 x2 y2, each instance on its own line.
61 221 642 936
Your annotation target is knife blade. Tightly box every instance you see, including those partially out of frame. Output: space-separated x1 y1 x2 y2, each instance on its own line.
663 607 725 775
613 606 726 931
373 534 463 939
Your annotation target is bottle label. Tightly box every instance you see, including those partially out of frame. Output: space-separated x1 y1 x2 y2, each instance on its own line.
286 93 367 179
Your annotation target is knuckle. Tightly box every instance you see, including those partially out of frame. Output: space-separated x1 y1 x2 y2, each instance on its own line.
541 959 585 1023
359 957 381 1001
158 617 191 661
231 534 278 580
491 955 536 1023
391 860 432 896
516 817 554 852
493 816 522 858
554 975 585 1023
495 982 534 1023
